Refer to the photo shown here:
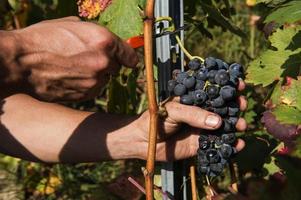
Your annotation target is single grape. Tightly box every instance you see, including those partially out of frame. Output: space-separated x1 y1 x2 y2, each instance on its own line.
220 85 236 101
222 62 229 70
176 71 188 83
229 76 239 87
219 144 233 158
207 85 220 99
210 96 225 107
198 149 209 165
195 80 205 90
228 102 239 116
215 59 224 70
205 57 217 69
180 94 194 105
221 133 236 144
198 165 209 174
222 119 234 132
188 58 202 70
194 90 208 105
206 149 220 163
199 140 210 150
213 107 228 116
215 69 230 86
167 80 177 92
194 68 208 81
210 163 224 174
183 76 196 89
199 135 209 142
207 70 218 84
228 117 239 126
173 83 187 96
229 63 243 78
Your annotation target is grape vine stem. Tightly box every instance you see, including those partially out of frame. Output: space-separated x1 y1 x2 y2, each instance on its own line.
143 0 158 199
190 164 198 200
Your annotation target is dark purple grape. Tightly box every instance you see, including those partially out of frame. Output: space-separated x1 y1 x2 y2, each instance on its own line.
197 149 209 165
228 102 239 116
215 59 224 69
219 144 233 158
194 90 207 105
210 96 225 107
220 85 236 101
223 62 229 70
215 137 223 147
206 149 220 163
205 57 217 69
207 70 218 83
195 80 205 90
199 135 209 142
198 165 209 174
199 140 210 150
207 85 219 99
229 76 239 87
228 117 238 126
229 63 243 78
180 94 194 105
183 76 196 89
167 80 177 92
173 84 187 96
194 68 208 81
213 107 228 116
188 58 202 70
176 72 188 83
221 133 236 144
215 69 229 86
210 163 223 174
222 119 234 132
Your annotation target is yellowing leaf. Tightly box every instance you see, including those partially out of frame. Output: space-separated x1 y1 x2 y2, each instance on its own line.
281 78 301 110
246 0 257 6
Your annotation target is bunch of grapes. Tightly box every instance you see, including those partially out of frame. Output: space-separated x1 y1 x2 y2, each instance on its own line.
168 57 243 177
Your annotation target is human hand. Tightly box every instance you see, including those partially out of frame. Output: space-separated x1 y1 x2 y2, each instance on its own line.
133 80 247 161
10 17 138 101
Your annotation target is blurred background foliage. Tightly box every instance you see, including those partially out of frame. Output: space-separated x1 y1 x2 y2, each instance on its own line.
0 0 300 199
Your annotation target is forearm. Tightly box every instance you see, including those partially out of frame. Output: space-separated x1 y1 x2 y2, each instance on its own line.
0 31 25 97
0 94 145 163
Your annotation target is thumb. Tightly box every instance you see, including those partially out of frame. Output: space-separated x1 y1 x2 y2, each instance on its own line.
165 101 222 130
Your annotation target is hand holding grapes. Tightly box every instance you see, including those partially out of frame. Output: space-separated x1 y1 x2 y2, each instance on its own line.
133 79 247 161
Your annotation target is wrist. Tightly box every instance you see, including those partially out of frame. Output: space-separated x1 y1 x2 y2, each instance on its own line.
0 30 24 95
106 116 147 160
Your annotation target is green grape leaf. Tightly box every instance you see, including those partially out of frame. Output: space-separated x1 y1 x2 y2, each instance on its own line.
199 2 246 38
246 27 301 87
263 156 281 178
272 105 301 125
270 81 282 105
281 78 301 111
257 0 288 6
8 0 22 12
264 1 301 25
243 95 257 124
98 0 143 39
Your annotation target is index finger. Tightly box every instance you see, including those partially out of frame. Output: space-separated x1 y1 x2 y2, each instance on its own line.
114 37 139 68
238 78 246 91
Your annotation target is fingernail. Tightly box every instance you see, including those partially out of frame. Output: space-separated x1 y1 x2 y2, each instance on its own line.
205 115 221 128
